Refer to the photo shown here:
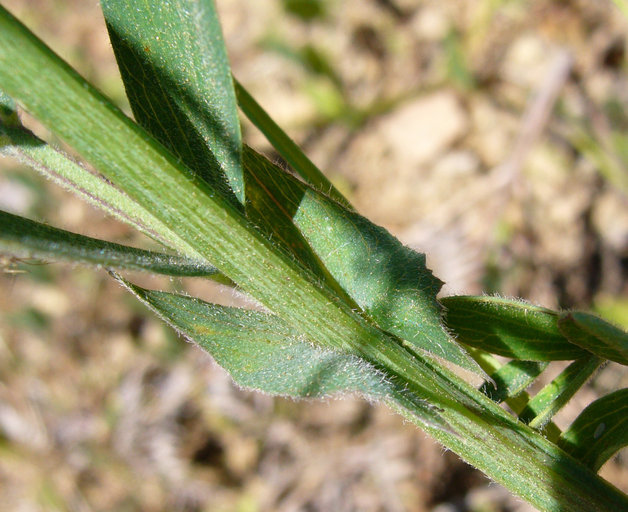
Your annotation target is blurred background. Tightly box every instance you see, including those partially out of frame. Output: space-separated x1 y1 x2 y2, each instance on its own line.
1 0 627 510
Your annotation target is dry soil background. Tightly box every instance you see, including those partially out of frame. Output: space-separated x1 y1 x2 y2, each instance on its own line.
0 1 627 511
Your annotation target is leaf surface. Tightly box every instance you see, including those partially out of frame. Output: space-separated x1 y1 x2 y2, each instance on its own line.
469 349 561 438
101 1 473 374
4 8 628 509
0 97 201 255
0 5 454 435
101 0 243 205
0 210 219 277
243 148 479 374
558 312 628 366
441 296 588 360
119 277 407 401
558 388 628 471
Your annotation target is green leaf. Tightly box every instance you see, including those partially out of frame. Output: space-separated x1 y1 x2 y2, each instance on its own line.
234 79 351 208
0 4 359 353
0 3 405 372
558 312 628 366
0 100 202 255
519 355 604 431
118 278 398 398
0 209 219 277
441 296 589 360
117 276 449 431
242 147 340 289
558 388 628 471
101 0 244 205
4 8 628 510
243 148 480 375
0 4 457 437
480 359 549 404
469 349 561 438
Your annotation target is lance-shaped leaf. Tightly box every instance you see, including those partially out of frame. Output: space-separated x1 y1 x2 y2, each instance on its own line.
5 7 628 509
0 210 219 277
558 312 628 366
243 147 480 375
0 96 202 256
441 296 589 360
102 0 476 374
558 388 628 471
100 1 347 297
0 4 454 435
519 355 604 431
119 279 392 397
116 276 447 430
100 0 243 205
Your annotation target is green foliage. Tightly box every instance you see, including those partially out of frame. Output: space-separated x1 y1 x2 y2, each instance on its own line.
518 355 603 433
479 359 548 403
0 2 627 511
559 311 628 366
559 388 628 471
441 295 589 360
101 0 244 205
0 210 219 277
119 276 399 399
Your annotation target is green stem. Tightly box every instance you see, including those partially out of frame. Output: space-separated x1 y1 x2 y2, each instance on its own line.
0 7 625 510
0 113 199 253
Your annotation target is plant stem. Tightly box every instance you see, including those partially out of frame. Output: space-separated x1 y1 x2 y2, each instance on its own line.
0 6 625 510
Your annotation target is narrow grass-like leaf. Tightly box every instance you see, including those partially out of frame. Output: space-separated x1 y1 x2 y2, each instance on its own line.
0 104 202 255
234 78 350 207
0 4 454 431
519 355 604 431
441 296 588 360
479 359 549 404
0 210 219 277
101 0 344 296
243 147 480 374
101 0 477 376
558 388 628 471
101 0 344 289
101 0 243 205
3 7 628 510
558 312 628 366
